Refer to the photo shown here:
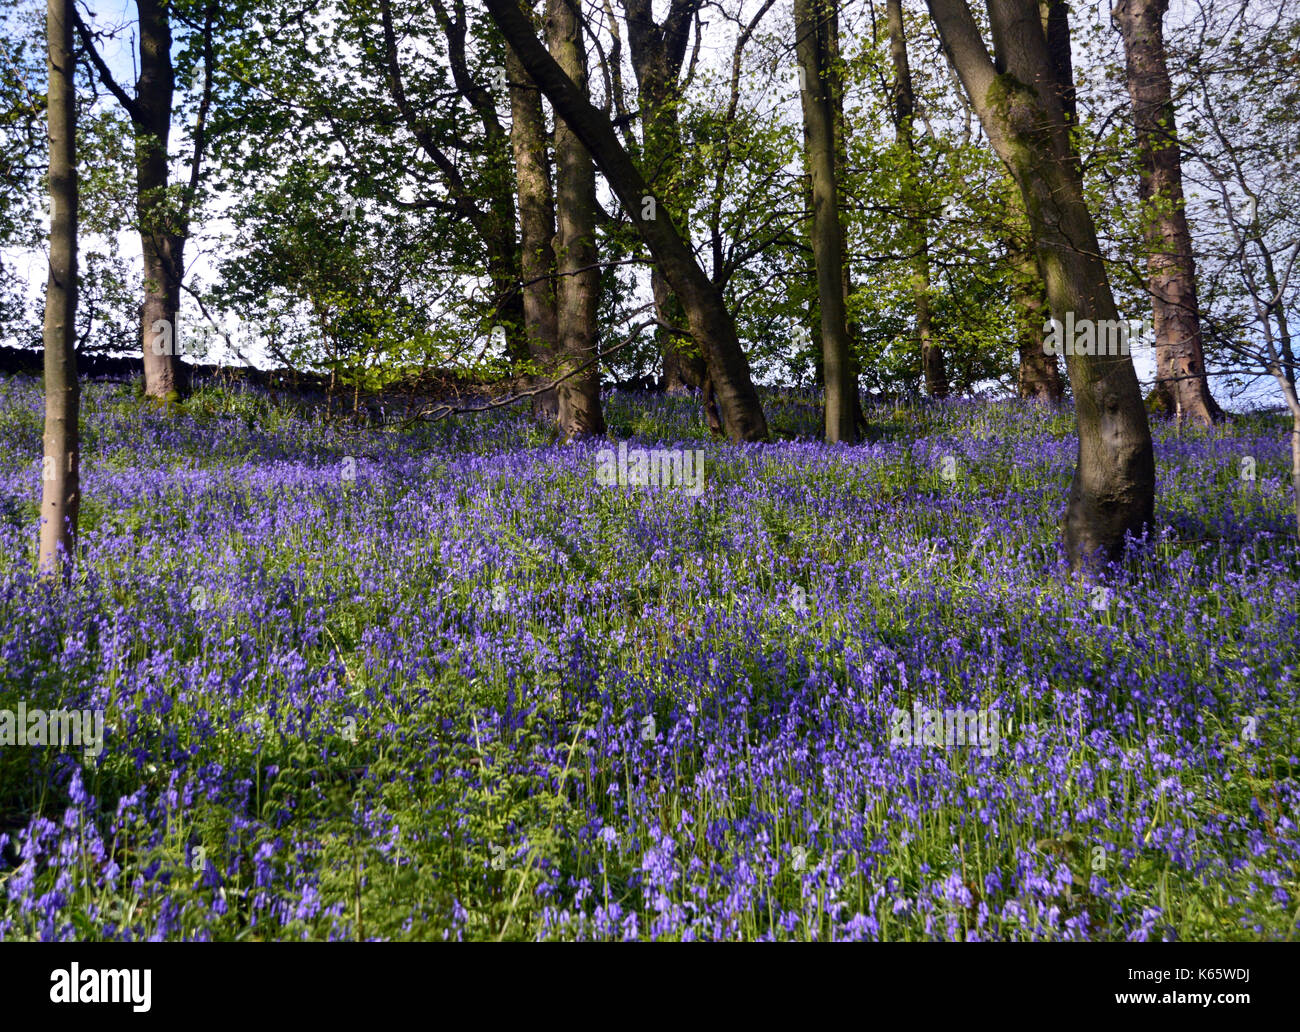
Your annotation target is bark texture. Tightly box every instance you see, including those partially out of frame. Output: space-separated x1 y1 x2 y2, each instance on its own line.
507 34 560 421
135 0 188 399
796 0 857 441
546 0 606 438
39 0 79 575
1012 240 1064 401
1113 0 1221 425
927 0 1155 564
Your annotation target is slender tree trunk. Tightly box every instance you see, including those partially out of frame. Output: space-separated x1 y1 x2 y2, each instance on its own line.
625 0 706 394
486 0 769 441
1113 0 1220 425
486 237 529 369
546 0 605 438
887 0 947 399
379 0 528 368
136 0 187 400
796 0 856 442
1289 405 1300 539
437 2 530 369
39 0 79 575
824 0 866 429
507 36 560 421
1261 255 1297 390
927 0 1154 565
914 245 946 397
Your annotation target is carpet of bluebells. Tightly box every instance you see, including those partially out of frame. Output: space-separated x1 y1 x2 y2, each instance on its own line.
1 372 1298 941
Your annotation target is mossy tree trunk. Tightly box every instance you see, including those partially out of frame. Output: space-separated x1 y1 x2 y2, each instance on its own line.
927 0 1155 565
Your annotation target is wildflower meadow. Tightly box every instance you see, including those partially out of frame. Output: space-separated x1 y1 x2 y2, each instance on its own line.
2 375 1296 941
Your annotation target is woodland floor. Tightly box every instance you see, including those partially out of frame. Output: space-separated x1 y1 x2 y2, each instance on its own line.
1 374 1297 940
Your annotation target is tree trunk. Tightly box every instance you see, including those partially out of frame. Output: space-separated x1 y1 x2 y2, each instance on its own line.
1290 408 1300 540
887 0 947 400
546 0 605 438
824 8 866 430
507 36 560 421
914 246 947 397
796 0 856 442
624 0 706 394
654 270 705 393
137 0 188 400
435 0 530 369
1260 252 1297 391
486 0 769 441
927 0 1154 565
1006 173 1063 401
1113 0 1221 425
39 0 79 576
141 233 186 398
1012 240 1063 401
486 235 530 370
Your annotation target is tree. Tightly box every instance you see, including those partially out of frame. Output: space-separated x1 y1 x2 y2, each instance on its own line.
821 1 867 431
210 162 447 411
485 0 769 442
925 0 1155 564
546 0 605 437
1175 0 1300 534
429 0 530 367
39 0 78 575
1113 0 1221 425
75 0 217 400
372 0 528 367
886 0 946 399
0 0 44 342
622 0 707 393
506 6 560 420
796 0 857 441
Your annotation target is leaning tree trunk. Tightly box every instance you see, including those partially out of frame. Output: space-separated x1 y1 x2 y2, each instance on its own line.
796 0 857 442
1114 0 1220 425
507 36 560 422
485 0 768 441
546 0 605 438
887 0 947 399
136 0 187 400
1260 252 1297 390
39 0 79 576
435 1 530 369
927 0 1154 565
